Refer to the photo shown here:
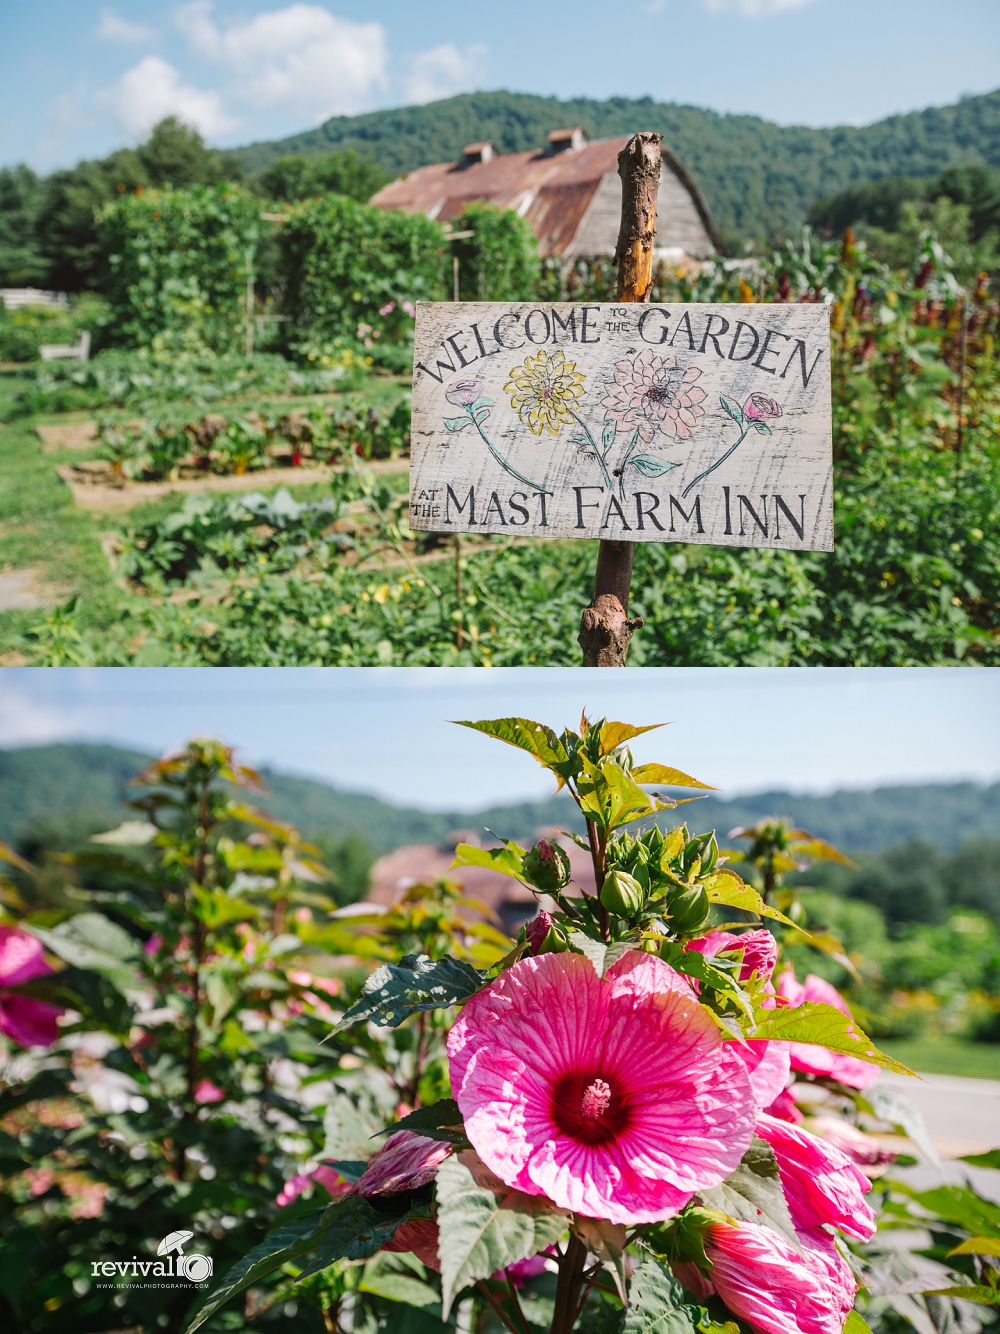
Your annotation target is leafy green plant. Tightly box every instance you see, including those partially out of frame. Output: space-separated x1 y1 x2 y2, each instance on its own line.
450 201 541 302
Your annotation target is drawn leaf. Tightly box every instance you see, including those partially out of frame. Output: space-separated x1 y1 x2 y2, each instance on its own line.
602 420 616 450
443 417 472 432
474 407 491 424
720 395 744 425
751 421 772 435
628 455 680 477
332 954 485 1033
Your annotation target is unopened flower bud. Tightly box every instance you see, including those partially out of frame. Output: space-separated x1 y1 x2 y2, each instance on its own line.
600 869 645 917
666 885 711 935
524 910 555 955
522 839 571 891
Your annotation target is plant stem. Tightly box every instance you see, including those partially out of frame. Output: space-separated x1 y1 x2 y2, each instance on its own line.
681 426 749 499
551 1234 588 1334
616 428 641 498
569 411 613 490
475 1280 523 1334
468 407 551 493
585 819 611 942
505 1270 533 1334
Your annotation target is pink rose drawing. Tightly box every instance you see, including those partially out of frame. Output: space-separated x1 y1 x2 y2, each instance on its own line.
444 378 484 407
0 925 65 1049
744 392 783 421
775 967 880 1089
447 950 756 1225
602 351 707 445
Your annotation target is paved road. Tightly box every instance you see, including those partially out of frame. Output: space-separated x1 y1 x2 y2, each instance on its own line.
876 1069 1000 1202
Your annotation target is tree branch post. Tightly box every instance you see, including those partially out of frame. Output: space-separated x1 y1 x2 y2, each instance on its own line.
579 131 662 667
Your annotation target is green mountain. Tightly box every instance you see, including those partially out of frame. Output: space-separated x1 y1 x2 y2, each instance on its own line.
1 744 997 857
237 88 1000 240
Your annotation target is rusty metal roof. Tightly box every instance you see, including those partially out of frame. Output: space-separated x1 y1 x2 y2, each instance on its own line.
371 137 631 258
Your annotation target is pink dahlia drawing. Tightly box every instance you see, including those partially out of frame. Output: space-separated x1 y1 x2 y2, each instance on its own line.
776 967 879 1089
0 925 65 1049
447 950 756 1224
601 351 707 445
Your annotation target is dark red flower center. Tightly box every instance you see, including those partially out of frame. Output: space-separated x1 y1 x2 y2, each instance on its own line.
551 1072 630 1145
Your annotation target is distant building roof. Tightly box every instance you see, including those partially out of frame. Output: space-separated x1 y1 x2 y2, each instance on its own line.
370 133 721 262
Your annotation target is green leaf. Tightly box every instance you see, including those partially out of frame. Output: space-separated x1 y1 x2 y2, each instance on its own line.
960 1149 1000 1170
703 871 797 929
858 1087 939 1168
294 1195 410 1279
844 1312 875 1334
896 1183 1000 1238
444 417 472 432
752 1001 916 1077
629 455 680 477
24 913 143 994
332 954 486 1033
566 932 634 978
452 717 568 778
360 1272 442 1308
452 841 528 882
618 1258 699 1334
192 886 258 928
719 395 744 426
698 1139 799 1252
750 421 771 435
631 764 715 791
377 1097 467 1145
922 1287 1000 1308
577 756 656 832
656 942 752 1021
602 420 616 450
435 1154 569 1318
598 721 664 752
947 1238 1000 1258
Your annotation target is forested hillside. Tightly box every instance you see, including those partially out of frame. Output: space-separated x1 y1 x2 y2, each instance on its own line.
1 743 996 857
238 87 1000 240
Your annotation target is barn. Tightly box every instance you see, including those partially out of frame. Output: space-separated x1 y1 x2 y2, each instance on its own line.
369 127 721 264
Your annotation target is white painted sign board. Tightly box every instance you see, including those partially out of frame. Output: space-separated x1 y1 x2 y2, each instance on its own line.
409 302 832 551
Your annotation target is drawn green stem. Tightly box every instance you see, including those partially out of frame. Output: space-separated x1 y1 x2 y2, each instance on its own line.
616 428 641 498
681 423 749 499
569 411 613 490
467 405 550 493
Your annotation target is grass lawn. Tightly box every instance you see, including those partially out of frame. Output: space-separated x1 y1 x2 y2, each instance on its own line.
878 1034 1000 1081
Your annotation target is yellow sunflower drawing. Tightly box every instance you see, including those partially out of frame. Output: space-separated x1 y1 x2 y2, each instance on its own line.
504 348 586 436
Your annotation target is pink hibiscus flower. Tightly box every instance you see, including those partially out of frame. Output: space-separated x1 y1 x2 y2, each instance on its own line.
764 1086 804 1124
275 1164 350 1207
447 950 756 1225
755 1112 875 1241
0 926 65 1049
705 1221 855 1334
775 968 879 1090
601 351 707 445
193 1079 224 1104
808 1115 897 1174
353 1130 452 1196
687 930 789 1110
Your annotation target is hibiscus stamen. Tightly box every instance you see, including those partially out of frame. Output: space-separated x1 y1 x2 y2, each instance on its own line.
580 1078 612 1120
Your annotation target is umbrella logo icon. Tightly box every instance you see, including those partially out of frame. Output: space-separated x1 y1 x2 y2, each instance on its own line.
156 1231 213 1282
157 1231 194 1257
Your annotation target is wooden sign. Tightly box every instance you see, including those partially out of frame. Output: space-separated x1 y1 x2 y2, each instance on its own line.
409 302 833 551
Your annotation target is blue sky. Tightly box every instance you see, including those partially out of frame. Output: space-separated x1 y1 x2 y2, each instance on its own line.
3 0 998 172
0 667 996 811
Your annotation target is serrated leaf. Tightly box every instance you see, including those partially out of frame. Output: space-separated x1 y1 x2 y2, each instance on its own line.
578 756 657 831
294 1195 409 1279
922 1287 1000 1308
656 942 753 1021
618 1257 699 1334
24 913 142 994
947 1238 1000 1258
786 835 856 868
631 764 715 791
376 1098 467 1145
628 455 681 477
859 1087 939 1168
360 1272 441 1308
698 1142 800 1252
436 1155 569 1318
719 395 744 426
453 717 569 781
752 1001 915 1077
443 417 472 432
703 872 797 929
184 1208 328 1331
452 841 527 882
332 954 485 1033
599 721 664 752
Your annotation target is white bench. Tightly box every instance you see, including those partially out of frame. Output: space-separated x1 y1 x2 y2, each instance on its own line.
39 330 91 363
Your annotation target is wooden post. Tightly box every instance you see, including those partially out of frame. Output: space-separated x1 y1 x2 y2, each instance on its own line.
578 131 662 667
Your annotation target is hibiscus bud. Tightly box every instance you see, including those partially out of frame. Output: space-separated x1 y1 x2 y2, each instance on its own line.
444 378 484 407
600 869 645 916
726 929 777 982
666 885 711 935
522 839 571 891
524 911 556 955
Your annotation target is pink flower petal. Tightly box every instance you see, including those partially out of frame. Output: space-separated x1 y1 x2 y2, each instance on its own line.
382 1218 441 1270
353 1130 452 1195
448 951 756 1226
0 926 53 986
0 994 62 1048
756 1112 875 1241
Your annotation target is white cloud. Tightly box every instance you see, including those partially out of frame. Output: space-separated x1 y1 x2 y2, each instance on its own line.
176 1 388 121
103 55 236 138
95 8 158 43
403 43 488 105
700 0 818 14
